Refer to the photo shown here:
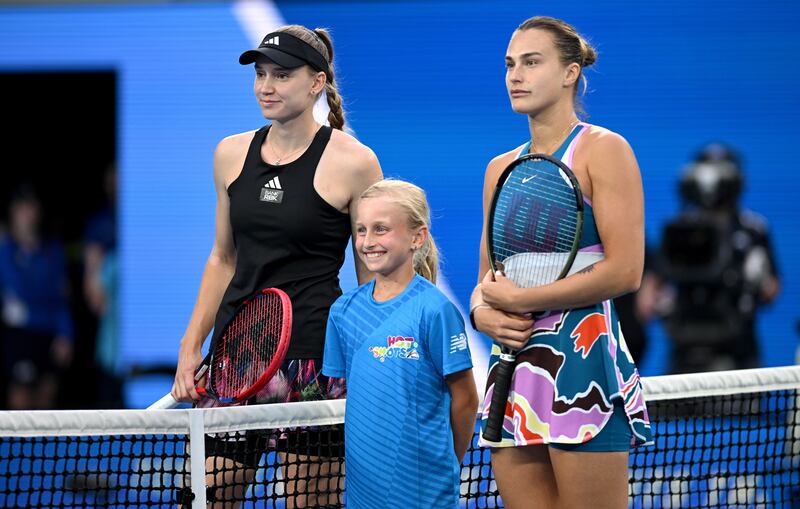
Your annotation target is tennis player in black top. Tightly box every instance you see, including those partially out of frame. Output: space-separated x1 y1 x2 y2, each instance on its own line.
169 25 382 507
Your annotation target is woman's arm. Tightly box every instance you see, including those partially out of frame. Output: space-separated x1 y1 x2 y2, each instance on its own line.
171 136 244 403
345 144 383 285
481 131 645 314
446 368 479 464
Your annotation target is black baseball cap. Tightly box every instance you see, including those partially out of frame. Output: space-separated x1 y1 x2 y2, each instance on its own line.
239 31 329 74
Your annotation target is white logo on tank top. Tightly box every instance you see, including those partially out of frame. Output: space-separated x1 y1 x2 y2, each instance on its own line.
260 177 284 203
260 188 283 203
264 176 282 189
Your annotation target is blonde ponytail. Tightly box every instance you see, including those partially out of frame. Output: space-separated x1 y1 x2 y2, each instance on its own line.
413 234 439 284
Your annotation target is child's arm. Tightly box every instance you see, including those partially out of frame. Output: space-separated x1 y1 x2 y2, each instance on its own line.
322 306 347 379
446 368 479 464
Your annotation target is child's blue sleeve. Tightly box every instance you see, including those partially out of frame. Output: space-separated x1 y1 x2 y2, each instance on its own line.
322 311 347 379
427 301 473 378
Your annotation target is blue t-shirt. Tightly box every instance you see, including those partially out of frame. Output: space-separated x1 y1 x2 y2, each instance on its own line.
323 274 473 509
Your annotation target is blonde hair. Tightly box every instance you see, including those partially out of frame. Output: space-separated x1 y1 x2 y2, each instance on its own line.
277 25 346 130
360 179 439 284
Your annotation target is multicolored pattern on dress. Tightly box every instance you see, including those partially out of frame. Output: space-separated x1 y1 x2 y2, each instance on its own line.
479 123 652 448
254 357 347 403
197 358 346 408
202 358 346 470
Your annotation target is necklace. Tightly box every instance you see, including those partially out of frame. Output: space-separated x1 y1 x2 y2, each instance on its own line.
530 118 580 155
266 130 316 165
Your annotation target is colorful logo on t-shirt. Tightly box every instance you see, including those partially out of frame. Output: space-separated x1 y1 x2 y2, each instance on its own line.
369 335 420 362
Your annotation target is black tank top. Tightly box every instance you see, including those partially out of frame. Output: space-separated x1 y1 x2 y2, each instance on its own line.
213 125 351 359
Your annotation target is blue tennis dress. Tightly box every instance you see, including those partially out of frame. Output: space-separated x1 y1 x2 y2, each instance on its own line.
479 123 653 448
323 275 473 508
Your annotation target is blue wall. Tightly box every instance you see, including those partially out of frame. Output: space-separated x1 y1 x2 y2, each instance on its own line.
0 0 797 406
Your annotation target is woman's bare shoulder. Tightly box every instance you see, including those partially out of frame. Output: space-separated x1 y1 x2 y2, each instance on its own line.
216 129 259 156
580 124 632 154
326 128 380 177
213 130 259 182
485 145 526 186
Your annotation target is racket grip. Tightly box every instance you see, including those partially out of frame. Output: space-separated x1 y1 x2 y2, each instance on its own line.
483 353 516 442
147 393 180 410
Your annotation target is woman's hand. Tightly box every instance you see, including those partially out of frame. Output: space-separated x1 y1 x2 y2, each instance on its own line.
480 271 526 314
472 305 534 350
172 338 204 403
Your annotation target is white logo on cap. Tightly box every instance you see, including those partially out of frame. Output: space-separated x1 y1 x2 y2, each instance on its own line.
264 35 280 46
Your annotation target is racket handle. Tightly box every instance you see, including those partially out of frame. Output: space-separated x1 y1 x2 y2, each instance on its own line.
483 351 516 442
148 393 180 410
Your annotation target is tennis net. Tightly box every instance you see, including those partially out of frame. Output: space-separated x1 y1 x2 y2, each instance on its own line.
0 366 797 508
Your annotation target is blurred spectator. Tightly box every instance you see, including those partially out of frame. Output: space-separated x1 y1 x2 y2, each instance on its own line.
0 184 73 409
83 163 122 407
656 143 780 373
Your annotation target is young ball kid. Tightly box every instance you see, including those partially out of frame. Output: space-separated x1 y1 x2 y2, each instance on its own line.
323 179 479 508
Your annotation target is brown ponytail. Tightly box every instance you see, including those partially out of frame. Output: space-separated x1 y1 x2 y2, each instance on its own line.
278 25 347 130
517 16 597 111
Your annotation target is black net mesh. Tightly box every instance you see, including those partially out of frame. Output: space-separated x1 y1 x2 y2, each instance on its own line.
0 433 189 507
629 389 800 508
0 370 797 508
204 425 345 508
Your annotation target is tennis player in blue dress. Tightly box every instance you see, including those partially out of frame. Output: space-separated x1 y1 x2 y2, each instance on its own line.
323 179 479 509
470 16 652 509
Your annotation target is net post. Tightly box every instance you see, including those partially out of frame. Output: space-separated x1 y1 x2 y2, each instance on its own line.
189 409 207 508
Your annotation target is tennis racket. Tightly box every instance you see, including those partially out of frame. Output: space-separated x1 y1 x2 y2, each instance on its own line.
149 288 292 409
482 153 585 442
